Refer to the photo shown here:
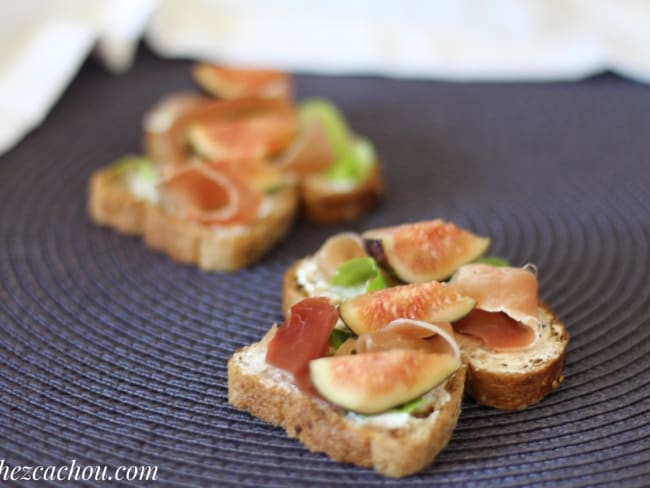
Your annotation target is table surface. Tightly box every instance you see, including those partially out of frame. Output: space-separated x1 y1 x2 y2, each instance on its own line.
1 48 648 487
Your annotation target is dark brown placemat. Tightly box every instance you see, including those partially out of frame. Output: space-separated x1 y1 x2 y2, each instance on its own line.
0 47 648 487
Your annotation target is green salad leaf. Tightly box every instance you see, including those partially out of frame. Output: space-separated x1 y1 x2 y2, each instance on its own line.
298 99 375 183
391 396 433 415
111 155 155 181
331 257 387 292
474 256 510 267
328 328 356 350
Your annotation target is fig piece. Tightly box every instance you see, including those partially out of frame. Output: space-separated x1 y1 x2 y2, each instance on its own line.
363 220 490 283
192 64 292 100
187 111 297 161
339 281 475 336
310 349 460 414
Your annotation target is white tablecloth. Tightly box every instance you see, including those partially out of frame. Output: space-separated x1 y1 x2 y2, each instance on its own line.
2 0 650 155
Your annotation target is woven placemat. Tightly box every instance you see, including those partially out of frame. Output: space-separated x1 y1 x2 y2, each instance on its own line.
1 48 648 487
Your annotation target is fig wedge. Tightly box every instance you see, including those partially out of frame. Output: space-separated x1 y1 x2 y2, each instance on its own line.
192 64 291 100
310 349 460 414
363 220 490 282
187 112 297 161
339 281 475 335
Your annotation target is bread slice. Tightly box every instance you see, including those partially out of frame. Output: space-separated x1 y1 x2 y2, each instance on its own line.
88 167 153 235
455 302 569 410
300 162 384 224
228 329 466 478
88 166 299 271
281 259 569 410
282 260 309 315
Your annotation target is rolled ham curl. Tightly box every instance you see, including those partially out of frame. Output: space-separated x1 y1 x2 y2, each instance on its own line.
157 162 262 225
450 263 542 350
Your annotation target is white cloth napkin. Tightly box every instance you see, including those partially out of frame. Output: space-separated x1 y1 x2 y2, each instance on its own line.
0 0 155 155
2 0 650 156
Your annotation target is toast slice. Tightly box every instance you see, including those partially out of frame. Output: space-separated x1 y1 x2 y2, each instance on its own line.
143 91 384 225
228 329 466 478
88 163 299 271
281 258 569 410
455 302 569 410
299 162 384 224
88 167 153 235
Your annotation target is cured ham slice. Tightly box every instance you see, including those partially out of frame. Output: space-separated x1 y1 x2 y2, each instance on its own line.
356 319 460 359
453 310 536 351
277 120 335 175
450 263 541 350
157 161 262 225
314 233 367 281
266 297 338 394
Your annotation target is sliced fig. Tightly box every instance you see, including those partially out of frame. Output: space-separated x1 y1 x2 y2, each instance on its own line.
187 111 297 161
363 220 490 282
339 281 475 336
309 349 460 414
192 64 292 100
166 98 296 168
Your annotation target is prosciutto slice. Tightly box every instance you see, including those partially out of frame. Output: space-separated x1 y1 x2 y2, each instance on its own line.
277 119 335 175
157 161 263 225
356 319 460 359
450 263 541 350
314 233 367 281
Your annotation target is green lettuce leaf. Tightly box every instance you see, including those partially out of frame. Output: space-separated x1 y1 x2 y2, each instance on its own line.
328 328 356 350
331 257 387 292
474 256 510 267
298 99 375 183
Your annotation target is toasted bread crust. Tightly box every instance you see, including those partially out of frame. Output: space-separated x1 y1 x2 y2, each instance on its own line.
88 167 299 271
88 169 152 235
458 302 569 410
300 162 384 224
282 260 307 316
282 260 569 409
228 336 465 478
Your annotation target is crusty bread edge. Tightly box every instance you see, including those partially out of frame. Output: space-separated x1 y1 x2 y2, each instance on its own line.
282 260 308 316
458 302 569 410
88 169 152 235
281 260 569 410
88 167 299 271
300 161 384 224
228 335 466 478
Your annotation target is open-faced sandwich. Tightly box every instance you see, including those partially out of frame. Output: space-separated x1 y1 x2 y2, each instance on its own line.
228 295 466 478
281 219 570 410
88 65 384 270
88 154 298 271
228 219 568 476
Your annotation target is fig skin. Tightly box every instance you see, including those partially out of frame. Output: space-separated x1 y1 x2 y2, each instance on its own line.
310 349 460 414
339 281 475 336
364 238 387 266
363 220 490 283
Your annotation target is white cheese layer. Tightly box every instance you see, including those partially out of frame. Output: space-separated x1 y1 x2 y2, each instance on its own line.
126 169 158 203
295 258 366 304
346 382 451 428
